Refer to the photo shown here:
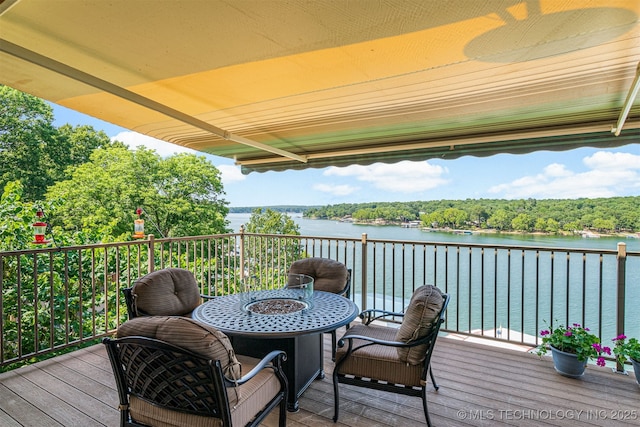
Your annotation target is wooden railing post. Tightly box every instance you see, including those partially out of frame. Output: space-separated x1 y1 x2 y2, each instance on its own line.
147 234 155 273
616 242 626 373
361 233 368 311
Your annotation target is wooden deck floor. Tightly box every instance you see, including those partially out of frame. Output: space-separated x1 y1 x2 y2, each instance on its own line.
0 330 638 426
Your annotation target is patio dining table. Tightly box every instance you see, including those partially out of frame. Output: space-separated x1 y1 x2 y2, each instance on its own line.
192 289 359 411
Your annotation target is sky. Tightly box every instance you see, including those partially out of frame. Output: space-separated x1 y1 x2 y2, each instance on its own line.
51 104 640 208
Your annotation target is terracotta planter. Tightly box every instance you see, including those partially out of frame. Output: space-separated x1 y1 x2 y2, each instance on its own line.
550 346 587 378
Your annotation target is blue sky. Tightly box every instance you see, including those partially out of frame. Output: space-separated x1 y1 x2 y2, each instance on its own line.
52 104 640 208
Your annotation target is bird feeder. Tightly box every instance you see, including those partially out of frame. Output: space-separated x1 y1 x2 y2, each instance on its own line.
32 209 50 244
133 208 145 239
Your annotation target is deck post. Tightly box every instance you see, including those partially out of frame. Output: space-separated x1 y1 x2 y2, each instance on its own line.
147 234 155 273
615 242 626 373
239 225 246 283
361 233 368 311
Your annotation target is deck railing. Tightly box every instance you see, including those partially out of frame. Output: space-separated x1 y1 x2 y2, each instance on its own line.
1 230 638 370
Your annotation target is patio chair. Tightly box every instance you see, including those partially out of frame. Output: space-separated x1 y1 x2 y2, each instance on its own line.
122 268 213 319
288 257 351 360
104 315 288 427
332 285 449 427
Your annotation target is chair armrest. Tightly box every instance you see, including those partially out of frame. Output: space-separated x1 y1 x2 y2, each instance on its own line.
227 350 287 386
338 332 410 349
359 309 405 325
200 294 216 301
338 321 442 350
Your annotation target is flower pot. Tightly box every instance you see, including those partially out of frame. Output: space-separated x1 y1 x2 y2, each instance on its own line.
631 358 640 386
550 346 587 378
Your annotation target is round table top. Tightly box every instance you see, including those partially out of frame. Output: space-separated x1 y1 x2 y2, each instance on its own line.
192 290 359 338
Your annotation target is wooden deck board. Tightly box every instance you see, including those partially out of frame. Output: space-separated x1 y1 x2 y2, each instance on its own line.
0 332 638 426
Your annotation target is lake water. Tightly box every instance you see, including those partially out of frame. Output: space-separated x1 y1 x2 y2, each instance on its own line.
228 212 640 339
227 213 640 252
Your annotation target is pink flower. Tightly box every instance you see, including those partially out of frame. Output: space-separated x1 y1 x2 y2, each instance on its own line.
596 356 606 367
540 330 550 336
613 334 626 342
564 331 572 337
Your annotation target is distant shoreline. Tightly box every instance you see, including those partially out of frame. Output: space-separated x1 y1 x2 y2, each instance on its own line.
320 217 640 239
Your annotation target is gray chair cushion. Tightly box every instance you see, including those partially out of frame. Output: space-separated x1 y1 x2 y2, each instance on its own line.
395 285 444 364
131 268 201 316
288 257 348 294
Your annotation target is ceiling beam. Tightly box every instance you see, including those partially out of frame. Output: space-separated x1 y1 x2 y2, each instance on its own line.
611 61 640 136
0 39 308 163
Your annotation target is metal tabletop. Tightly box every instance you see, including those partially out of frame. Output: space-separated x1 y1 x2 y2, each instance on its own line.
192 290 359 338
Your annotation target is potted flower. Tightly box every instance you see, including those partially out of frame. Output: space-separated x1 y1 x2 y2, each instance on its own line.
612 335 640 386
536 322 611 378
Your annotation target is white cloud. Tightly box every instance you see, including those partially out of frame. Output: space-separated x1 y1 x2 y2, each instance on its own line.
323 161 449 193
543 163 573 177
111 131 196 157
218 164 246 184
313 183 360 196
583 151 640 170
488 150 640 199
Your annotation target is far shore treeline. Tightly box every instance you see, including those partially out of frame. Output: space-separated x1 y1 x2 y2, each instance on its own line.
231 197 640 235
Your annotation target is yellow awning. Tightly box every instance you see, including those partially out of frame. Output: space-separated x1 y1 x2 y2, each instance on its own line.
1 0 639 173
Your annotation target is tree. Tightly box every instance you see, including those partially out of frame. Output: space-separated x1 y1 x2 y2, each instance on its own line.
49 124 116 182
0 86 115 201
245 208 300 235
243 208 302 287
534 218 547 232
46 146 229 240
0 86 54 200
487 209 512 231
0 181 36 250
545 218 560 233
511 213 534 232
442 207 468 228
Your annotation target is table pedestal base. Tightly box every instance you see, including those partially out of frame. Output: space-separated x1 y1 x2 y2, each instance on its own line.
231 332 323 412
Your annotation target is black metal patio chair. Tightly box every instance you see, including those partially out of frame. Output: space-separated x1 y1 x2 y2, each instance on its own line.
288 257 352 360
104 315 288 427
333 285 450 427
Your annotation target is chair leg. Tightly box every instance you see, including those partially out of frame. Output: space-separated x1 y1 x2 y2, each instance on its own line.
429 366 439 390
422 387 433 427
278 394 287 427
332 371 340 422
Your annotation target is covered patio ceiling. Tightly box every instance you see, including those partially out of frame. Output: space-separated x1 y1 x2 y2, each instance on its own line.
1 0 639 174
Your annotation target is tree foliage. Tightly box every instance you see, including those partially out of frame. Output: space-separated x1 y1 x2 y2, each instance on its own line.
244 208 300 235
0 181 36 250
0 86 114 201
46 146 229 240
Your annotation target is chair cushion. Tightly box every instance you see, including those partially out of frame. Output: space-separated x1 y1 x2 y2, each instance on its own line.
335 323 423 387
395 285 444 364
128 355 282 427
131 268 201 316
117 316 241 379
288 257 348 294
